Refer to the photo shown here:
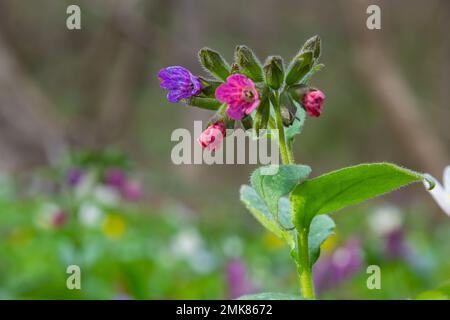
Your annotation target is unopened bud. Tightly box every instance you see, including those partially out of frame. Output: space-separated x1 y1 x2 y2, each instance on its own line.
199 48 231 81
263 56 284 90
235 45 264 82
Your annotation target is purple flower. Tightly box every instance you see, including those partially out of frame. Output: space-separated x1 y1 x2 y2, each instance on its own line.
385 229 409 259
313 238 363 294
67 168 84 187
158 66 202 103
226 259 255 299
104 168 126 189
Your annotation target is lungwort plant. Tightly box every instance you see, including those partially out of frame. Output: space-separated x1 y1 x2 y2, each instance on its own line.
157 36 434 299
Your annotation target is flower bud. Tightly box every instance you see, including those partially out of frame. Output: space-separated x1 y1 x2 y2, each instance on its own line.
235 45 264 82
197 122 226 151
301 35 321 60
285 51 314 86
302 89 325 117
263 56 284 90
199 48 231 81
279 92 297 126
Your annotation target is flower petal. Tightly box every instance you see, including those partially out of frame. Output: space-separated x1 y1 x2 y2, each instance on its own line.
443 165 450 192
167 90 191 103
226 105 246 120
425 177 450 217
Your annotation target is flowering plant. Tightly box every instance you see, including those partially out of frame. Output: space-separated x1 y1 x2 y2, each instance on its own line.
157 36 433 299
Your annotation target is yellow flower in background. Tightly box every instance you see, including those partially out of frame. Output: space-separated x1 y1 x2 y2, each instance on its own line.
9 227 35 246
263 232 285 250
102 214 126 239
320 233 338 252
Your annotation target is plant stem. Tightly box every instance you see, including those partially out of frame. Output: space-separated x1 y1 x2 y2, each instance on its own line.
287 139 295 164
272 92 290 165
297 229 315 299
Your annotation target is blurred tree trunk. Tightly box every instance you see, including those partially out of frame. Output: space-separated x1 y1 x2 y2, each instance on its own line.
0 33 66 170
343 0 448 177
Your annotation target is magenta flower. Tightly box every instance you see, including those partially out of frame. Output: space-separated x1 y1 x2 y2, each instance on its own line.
302 89 325 117
197 122 226 151
158 66 202 103
226 259 255 299
313 238 363 294
67 168 84 187
215 74 260 120
121 180 143 202
104 168 127 189
52 210 69 228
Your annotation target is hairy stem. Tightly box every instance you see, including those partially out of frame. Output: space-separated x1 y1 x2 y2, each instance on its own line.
272 92 290 165
287 139 295 164
297 229 315 299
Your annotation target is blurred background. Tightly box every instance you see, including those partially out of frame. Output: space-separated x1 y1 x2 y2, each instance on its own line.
0 0 449 299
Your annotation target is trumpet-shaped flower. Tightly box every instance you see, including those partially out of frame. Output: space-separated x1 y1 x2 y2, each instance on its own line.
158 66 202 103
215 74 260 120
424 166 450 216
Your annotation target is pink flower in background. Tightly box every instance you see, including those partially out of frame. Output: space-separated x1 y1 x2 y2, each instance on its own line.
121 180 143 202
215 74 260 120
313 238 363 293
226 259 255 299
52 210 68 228
302 89 325 117
197 122 226 151
104 168 127 189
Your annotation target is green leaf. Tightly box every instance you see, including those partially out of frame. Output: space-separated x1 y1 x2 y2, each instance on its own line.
415 290 448 300
291 163 425 229
415 282 450 300
251 164 311 227
238 292 303 300
240 185 294 249
308 214 335 266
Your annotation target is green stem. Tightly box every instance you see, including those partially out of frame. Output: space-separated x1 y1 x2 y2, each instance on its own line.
272 92 290 165
297 229 315 299
287 139 295 164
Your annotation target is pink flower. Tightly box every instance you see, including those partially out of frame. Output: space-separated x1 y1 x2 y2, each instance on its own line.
302 90 325 117
215 74 260 120
121 180 143 202
197 122 226 151
52 210 69 228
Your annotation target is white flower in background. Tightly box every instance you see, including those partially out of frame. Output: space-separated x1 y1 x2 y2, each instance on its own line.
222 236 243 257
424 166 450 216
78 203 104 227
368 205 403 236
93 185 120 206
170 228 216 274
170 228 203 258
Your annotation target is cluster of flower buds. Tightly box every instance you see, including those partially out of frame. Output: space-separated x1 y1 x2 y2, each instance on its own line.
158 36 326 150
